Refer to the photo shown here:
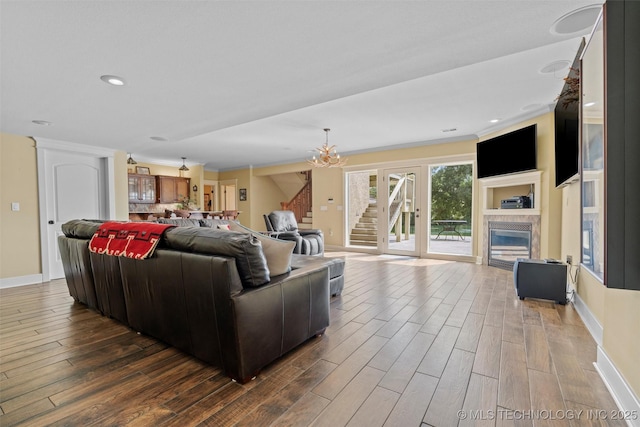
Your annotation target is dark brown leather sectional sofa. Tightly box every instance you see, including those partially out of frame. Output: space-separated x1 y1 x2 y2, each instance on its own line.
58 219 343 383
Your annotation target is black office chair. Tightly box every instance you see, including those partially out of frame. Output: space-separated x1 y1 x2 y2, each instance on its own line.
264 210 324 256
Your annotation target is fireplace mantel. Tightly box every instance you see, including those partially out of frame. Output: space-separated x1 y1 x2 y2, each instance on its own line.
480 170 542 216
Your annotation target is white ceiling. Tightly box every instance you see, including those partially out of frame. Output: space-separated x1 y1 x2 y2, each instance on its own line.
0 1 603 171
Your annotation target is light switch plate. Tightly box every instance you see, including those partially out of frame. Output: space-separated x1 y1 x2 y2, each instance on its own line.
11 202 20 211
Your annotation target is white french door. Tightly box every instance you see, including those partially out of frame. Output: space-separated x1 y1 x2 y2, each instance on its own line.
381 167 421 256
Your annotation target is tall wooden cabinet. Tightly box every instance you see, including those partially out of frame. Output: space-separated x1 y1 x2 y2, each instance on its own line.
157 176 190 203
128 174 157 203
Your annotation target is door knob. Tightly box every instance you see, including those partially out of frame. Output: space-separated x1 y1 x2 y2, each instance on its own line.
48 220 54 224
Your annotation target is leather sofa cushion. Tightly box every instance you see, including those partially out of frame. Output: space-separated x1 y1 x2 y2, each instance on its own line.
61 219 102 239
268 211 299 232
228 222 296 276
157 218 202 227
163 227 270 288
291 254 345 279
199 218 231 228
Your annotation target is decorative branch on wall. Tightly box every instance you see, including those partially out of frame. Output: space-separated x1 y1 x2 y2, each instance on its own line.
557 67 580 109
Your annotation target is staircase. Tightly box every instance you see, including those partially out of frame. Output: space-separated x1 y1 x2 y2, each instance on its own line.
281 171 312 226
349 202 378 246
298 210 313 230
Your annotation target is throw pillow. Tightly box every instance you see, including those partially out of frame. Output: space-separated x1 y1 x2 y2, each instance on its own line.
228 222 295 276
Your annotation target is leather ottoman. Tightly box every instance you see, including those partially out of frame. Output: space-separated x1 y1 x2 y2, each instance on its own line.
291 255 345 296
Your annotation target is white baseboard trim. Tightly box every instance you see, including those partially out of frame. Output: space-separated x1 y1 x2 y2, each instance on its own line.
572 290 603 346
595 347 640 427
0 274 43 289
572 291 639 426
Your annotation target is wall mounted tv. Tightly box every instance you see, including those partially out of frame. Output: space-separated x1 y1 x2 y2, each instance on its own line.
476 124 537 179
554 39 584 188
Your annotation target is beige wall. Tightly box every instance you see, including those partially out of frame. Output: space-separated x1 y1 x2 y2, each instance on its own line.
603 289 640 398
219 168 252 227
562 174 640 399
204 170 219 181
0 133 41 279
114 151 130 220
248 175 288 231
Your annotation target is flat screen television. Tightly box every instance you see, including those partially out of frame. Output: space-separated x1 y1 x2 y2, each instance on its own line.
554 39 584 188
476 124 537 179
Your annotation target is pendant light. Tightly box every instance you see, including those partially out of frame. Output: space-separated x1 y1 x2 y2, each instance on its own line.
179 157 189 172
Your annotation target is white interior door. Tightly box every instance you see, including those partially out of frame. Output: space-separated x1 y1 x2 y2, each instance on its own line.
37 139 113 280
220 181 237 210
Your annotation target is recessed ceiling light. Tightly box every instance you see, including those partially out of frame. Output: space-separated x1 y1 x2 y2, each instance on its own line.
442 128 457 133
150 136 167 141
550 5 602 36
584 102 596 107
539 60 570 75
32 120 52 126
489 118 501 123
100 75 125 86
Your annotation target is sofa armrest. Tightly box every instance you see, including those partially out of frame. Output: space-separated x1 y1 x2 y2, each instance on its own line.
298 228 323 237
229 262 330 382
269 231 300 239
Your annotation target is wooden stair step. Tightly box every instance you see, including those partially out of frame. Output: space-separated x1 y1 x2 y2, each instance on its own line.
349 240 377 246
349 234 377 242
351 229 377 236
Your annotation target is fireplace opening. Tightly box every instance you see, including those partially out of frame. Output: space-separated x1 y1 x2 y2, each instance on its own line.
488 221 532 270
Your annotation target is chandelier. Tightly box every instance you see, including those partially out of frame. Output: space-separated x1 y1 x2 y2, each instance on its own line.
307 128 347 168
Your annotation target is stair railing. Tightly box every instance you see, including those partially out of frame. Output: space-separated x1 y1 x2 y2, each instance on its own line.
281 176 312 223
387 174 416 238
387 176 406 234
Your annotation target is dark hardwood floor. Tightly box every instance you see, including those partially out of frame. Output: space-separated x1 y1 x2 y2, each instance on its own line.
0 252 625 426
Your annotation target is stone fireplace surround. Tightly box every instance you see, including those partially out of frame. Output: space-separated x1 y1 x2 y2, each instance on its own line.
482 214 540 267
479 171 543 267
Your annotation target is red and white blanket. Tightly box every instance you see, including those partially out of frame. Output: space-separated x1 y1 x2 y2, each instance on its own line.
89 222 175 259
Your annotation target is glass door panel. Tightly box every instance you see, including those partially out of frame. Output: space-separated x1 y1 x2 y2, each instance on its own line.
346 171 378 248
383 167 420 256
428 163 473 256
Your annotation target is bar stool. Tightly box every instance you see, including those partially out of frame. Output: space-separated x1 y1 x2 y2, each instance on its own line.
222 210 238 220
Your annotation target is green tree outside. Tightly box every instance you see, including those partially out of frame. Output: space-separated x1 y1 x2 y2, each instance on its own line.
430 164 473 235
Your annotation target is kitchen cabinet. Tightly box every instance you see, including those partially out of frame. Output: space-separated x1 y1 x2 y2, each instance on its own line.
157 176 190 203
128 174 156 203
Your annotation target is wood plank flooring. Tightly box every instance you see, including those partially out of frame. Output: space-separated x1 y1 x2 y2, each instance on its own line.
0 252 626 426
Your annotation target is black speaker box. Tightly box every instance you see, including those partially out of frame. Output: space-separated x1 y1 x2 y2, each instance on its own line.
513 258 567 304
